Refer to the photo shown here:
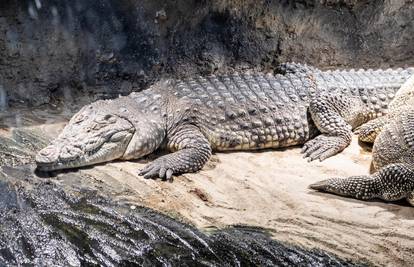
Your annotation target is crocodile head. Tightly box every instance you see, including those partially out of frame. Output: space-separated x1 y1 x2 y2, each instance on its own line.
36 101 136 171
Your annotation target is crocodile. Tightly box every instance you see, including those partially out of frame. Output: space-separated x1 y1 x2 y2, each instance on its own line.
310 74 414 205
35 63 414 179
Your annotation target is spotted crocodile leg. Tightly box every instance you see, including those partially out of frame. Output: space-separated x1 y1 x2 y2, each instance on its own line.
309 163 414 205
302 93 357 161
139 124 212 180
355 116 389 143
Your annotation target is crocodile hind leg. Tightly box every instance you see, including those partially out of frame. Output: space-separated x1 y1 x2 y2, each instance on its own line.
355 116 389 143
302 93 357 161
139 125 212 180
309 163 414 205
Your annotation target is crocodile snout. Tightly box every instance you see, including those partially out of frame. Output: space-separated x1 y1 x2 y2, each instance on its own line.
35 145 60 164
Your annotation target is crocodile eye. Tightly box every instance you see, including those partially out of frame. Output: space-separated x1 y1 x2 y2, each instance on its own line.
104 114 116 123
96 114 116 124
109 131 126 142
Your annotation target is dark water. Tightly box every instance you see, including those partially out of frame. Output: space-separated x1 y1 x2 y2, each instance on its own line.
0 166 361 267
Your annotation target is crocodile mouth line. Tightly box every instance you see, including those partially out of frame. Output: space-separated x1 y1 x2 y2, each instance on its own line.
36 159 83 171
36 129 135 171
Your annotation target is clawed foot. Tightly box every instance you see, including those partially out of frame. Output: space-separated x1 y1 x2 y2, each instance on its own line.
138 157 175 180
302 135 349 162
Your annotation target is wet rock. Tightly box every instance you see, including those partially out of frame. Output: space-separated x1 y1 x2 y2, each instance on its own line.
0 127 49 166
0 165 358 266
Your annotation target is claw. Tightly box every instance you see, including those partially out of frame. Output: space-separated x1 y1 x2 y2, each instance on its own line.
317 147 338 161
143 168 159 179
301 145 308 153
138 157 176 180
302 134 349 162
166 169 173 180
139 163 158 178
159 167 167 179
314 146 333 161
306 146 324 161
139 164 154 175
303 143 322 160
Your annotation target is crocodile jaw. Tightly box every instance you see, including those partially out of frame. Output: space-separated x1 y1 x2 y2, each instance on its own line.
36 130 134 171
35 104 136 171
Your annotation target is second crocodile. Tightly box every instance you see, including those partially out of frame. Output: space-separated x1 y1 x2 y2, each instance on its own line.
310 74 414 205
35 63 414 179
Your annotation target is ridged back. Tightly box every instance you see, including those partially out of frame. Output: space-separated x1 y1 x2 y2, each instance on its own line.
173 71 315 108
314 68 414 96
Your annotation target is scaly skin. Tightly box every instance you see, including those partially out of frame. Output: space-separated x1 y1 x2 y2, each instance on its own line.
35 63 414 179
310 75 414 206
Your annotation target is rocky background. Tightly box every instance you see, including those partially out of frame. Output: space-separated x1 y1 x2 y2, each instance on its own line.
1 0 413 107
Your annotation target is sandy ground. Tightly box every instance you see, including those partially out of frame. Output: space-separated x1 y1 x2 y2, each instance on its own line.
3 107 414 266
76 135 414 267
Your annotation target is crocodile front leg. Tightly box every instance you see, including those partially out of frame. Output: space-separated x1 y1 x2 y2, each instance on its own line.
139 125 212 180
302 93 358 161
309 163 414 205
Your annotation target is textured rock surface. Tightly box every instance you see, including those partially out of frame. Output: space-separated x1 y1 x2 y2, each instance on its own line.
0 166 357 266
1 0 414 106
1 105 414 266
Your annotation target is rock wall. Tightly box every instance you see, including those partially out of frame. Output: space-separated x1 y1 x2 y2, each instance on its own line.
1 0 414 106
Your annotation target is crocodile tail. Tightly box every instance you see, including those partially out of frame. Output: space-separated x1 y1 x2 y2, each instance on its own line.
314 67 414 93
309 163 414 204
